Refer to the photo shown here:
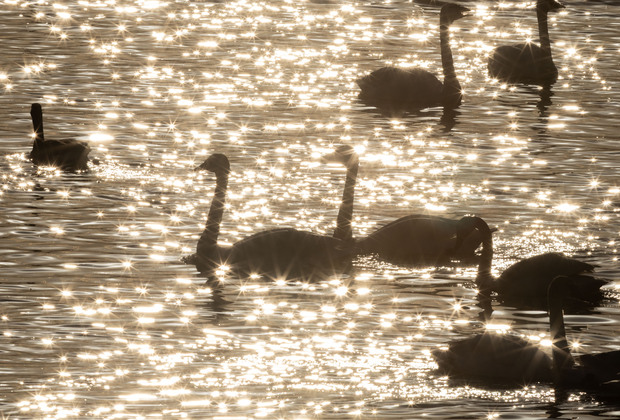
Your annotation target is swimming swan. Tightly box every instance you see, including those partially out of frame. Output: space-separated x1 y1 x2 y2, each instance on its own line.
547 276 620 394
433 275 620 389
186 147 358 278
29 103 90 171
356 215 492 266
488 0 564 85
357 3 469 111
477 250 608 309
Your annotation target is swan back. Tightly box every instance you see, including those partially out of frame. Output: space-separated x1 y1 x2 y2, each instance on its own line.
357 215 491 266
495 253 607 308
227 227 350 278
29 103 90 171
433 333 552 385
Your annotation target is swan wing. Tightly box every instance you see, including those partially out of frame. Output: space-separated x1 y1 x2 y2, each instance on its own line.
433 333 552 384
228 228 351 278
488 44 558 84
496 253 606 307
31 138 91 171
357 67 443 110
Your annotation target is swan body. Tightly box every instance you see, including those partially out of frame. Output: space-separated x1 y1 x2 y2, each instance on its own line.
357 3 469 111
187 147 358 278
214 227 348 278
547 276 620 393
488 0 564 85
356 215 492 266
433 332 553 385
29 103 90 171
433 276 620 389
479 252 608 309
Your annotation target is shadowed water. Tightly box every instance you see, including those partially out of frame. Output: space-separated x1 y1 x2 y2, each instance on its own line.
0 0 619 418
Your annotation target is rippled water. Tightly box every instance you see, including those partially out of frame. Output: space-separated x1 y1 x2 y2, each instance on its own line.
1 0 619 418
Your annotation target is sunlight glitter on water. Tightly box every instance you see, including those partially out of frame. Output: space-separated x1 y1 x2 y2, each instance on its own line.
1 0 619 417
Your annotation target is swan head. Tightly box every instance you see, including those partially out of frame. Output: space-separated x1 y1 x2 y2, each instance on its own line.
537 0 565 12
455 216 493 248
440 3 469 25
321 145 359 169
196 153 230 175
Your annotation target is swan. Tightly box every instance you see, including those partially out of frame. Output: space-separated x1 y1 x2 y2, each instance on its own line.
356 3 469 112
186 146 359 278
477 249 608 309
432 328 553 385
433 275 620 389
547 276 620 394
29 103 90 171
488 0 565 85
355 215 492 266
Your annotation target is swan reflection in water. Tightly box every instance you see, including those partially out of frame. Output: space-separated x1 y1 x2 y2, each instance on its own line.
183 146 358 280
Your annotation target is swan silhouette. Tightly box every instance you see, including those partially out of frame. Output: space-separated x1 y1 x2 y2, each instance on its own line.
433 275 620 389
355 215 492 266
433 327 553 385
477 248 608 309
186 147 358 278
357 3 469 112
29 103 90 171
488 0 565 85
548 276 620 395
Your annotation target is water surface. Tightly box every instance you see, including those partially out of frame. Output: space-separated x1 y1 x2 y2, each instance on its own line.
1 0 619 418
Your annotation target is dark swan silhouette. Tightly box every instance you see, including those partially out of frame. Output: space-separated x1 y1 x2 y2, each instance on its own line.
547 276 620 396
433 276 620 389
357 3 469 111
488 0 565 85
29 103 90 171
433 327 553 385
185 147 358 278
476 246 608 309
355 215 492 266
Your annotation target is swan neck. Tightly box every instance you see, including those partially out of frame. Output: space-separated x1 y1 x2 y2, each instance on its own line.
474 219 494 290
440 23 462 107
548 283 575 383
333 161 358 242
198 171 228 250
30 105 45 143
537 8 552 56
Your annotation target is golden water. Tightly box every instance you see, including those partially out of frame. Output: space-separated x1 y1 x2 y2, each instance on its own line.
1 0 619 417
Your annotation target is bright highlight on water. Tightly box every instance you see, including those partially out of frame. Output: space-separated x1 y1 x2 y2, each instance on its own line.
0 0 619 418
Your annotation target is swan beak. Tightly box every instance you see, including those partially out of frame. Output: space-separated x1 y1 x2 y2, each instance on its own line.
320 151 339 164
320 154 332 164
552 0 565 9
195 162 210 171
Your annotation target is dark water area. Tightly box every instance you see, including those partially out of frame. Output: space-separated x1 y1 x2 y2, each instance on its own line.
0 0 619 418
